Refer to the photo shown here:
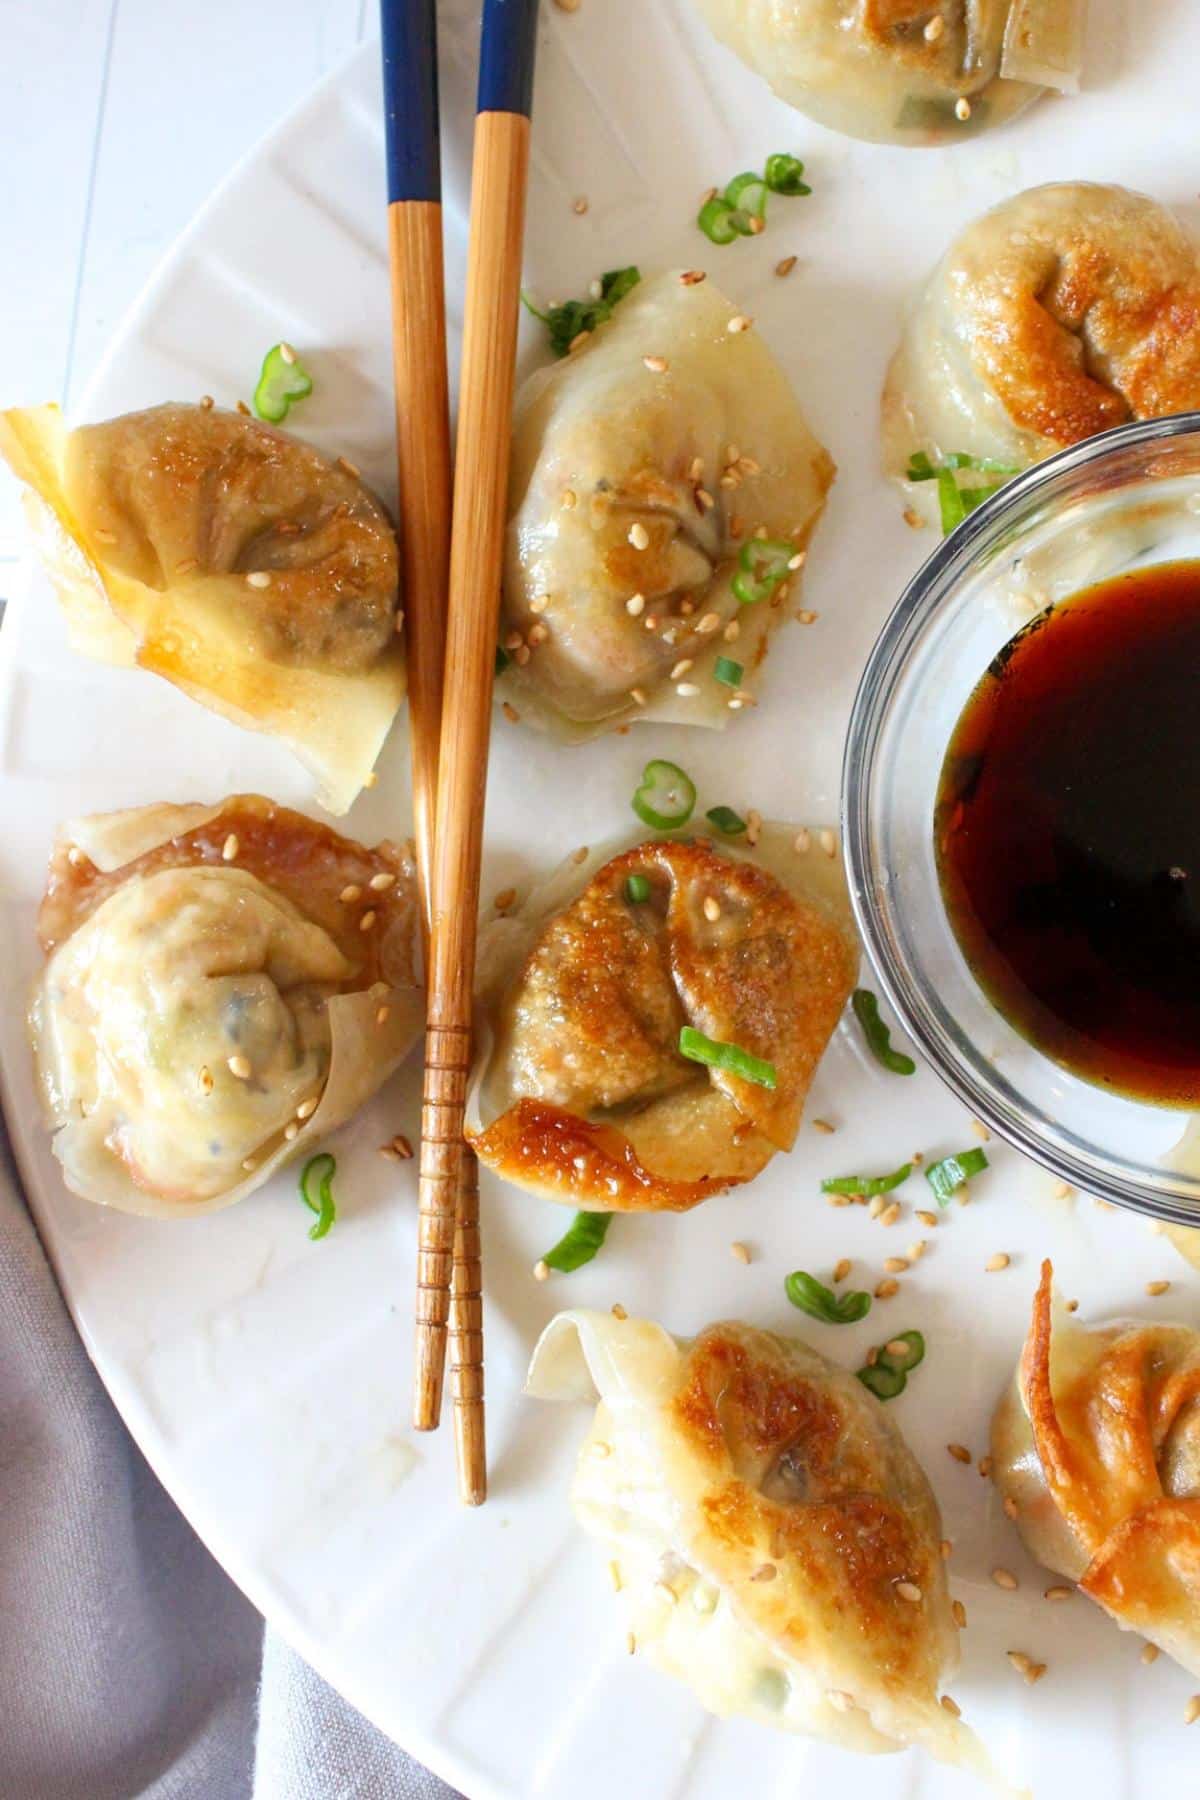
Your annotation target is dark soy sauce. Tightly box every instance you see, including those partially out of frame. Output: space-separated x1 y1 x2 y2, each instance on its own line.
936 559 1200 1108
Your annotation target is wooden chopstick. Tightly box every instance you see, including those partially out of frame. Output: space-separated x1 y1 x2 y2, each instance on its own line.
414 0 542 1500
380 0 482 1490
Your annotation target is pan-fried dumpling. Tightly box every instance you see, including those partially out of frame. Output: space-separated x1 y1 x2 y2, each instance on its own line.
883 184 1200 508
991 1261 1200 1676
501 273 833 738
32 796 422 1216
0 403 405 813
689 0 1083 147
467 827 857 1210
528 1312 1002 1781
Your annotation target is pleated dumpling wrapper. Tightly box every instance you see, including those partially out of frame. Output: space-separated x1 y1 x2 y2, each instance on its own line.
992 1260 1200 1677
0 402 405 813
527 1312 1005 1782
688 0 1082 147
883 183 1200 521
467 826 857 1211
501 272 834 738
32 796 423 1216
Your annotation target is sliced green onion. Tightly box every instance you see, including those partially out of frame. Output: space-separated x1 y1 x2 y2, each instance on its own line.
679 1025 777 1090
723 172 769 222
857 1361 907 1400
624 873 651 903
785 1270 872 1325
925 1148 989 1205
543 1209 612 1273
601 267 641 306
495 645 510 676
821 1162 912 1198
253 343 313 423
877 1328 925 1374
705 805 747 836
522 268 642 357
299 1152 336 1242
714 656 744 688
851 988 916 1076
731 537 795 606
906 450 1020 535
937 465 969 535
697 197 745 245
632 759 696 831
906 451 937 482
764 153 811 196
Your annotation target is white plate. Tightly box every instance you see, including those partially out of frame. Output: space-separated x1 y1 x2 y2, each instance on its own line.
2 4 1198 1795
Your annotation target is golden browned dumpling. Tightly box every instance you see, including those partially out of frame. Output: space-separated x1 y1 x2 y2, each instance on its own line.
992 1261 1200 1676
467 828 857 1211
33 796 422 1215
502 273 833 737
883 184 1200 503
689 0 1083 147
0 403 405 812
528 1312 1002 1779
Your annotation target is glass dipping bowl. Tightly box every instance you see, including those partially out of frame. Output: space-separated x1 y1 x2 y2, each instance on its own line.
843 414 1200 1225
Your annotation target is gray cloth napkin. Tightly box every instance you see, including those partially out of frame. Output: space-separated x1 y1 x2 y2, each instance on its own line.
0 1114 462 1800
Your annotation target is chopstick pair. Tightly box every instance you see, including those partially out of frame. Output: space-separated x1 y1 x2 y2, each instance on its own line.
381 0 541 1505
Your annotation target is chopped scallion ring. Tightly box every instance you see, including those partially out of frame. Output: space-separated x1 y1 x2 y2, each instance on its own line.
821 1162 912 1198
905 449 1020 535
723 171 769 222
632 759 696 830
714 656 744 688
679 1025 777 1090
731 537 795 606
851 988 916 1076
925 1148 989 1205
877 1329 925 1374
705 805 747 836
697 197 748 244
543 1209 612 1273
857 1361 907 1400
299 1152 336 1241
785 1270 872 1324
624 873 651 903
764 153 811 196
253 343 314 423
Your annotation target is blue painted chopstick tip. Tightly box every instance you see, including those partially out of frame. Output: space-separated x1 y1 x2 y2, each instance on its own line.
477 0 540 117
380 0 441 204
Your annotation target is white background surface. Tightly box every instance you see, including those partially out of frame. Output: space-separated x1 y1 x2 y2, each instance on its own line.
4 3 1200 1797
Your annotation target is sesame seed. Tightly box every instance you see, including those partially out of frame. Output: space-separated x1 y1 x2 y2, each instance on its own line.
818 828 837 858
1141 1642 1160 1665
608 1561 622 1591
750 1561 777 1581
670 658 694 679
246 570 271 589
827 1194 852 1209
906 1240 927 1263
948 1443 971 1464
1045 1586 1073 1602
875 1278 899 1299
979 1455 993 1478
340 884 362 903
796 609 818 625
903 506 924 530
241 1156 257 1171
696 488 715 511
986 1253 1011 1272
747 216 765 235
296 1096 319 1121
1146 1280 1171 1296
1065 1298 1079 1313
533 1259 550 1281
572 195 589 215
830 1258 852 1285
284 1121 299 1141
793 828 812 854
775 255 797 278
955 96 972 120
719 472 739 491
1053 1180 1075 1199
628 522 650 550
826 1690 855 1713
924 12 944 38
679 269 707 285
611 1302 628 1320
745 807 762 846
1003 1495 1019 1520
688 457 705 482
370 870 396 892
882 1255 907 1275
395 610 405 633
895 1580 923 1605
359 910 377 931
700 186 717 207
199 1065 214 1094
868 1196 885 1219
728 515 745 539
1007 1650 1036 1680
362 771 378 788
970 1119 990 1141
630 687 647 706
676 682 700 697
504 630 524 652
992 1568 1018 1591
703 896 721 922
227 1055 252 1080
237 401 252 417
529 592 549 614
571 845 589 864
375 1005 391 1026
643 354 668 373
493 887 517 912
200 395 214 410
626 1632 637 1655
916 1209 938 1227
880 1200 901 1228
337 455 361 479
176 556 199 575
502 702 521 723
953 1598 967 1628
729 1240 750 1264
941 1695 961 1717
727 698 744 711
560 489 577 510
220 833 239 862
727 314 753 334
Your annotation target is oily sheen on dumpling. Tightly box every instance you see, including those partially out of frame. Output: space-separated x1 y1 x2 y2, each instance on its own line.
883 183 1200 494
32 796 422 1216
501 273 833 737
528 1312 1002 1780
467 828 857 1210
991 1261 1200 1677
0 403 405 812
689 0 1083 147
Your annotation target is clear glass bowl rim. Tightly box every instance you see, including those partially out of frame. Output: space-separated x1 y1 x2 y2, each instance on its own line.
842 410 1200 1225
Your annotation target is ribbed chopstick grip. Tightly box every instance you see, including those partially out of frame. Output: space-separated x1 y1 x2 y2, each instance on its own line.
414 1021 471 1428
450 1148 485 1504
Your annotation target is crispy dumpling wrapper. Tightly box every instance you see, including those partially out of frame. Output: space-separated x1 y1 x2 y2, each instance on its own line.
528 1312 1006 1782
0 403 406 813
467 826 857 1211
33 796 423 1217
883 183 1200 518
500 273 833 739
689 0 1079 147
991 1260 1200 1676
